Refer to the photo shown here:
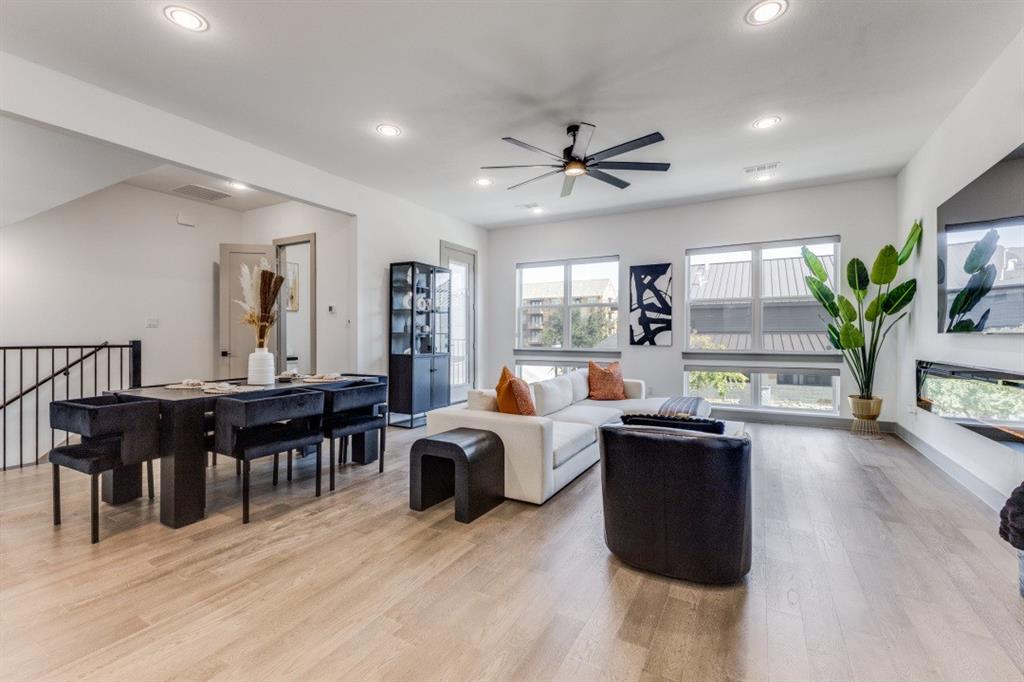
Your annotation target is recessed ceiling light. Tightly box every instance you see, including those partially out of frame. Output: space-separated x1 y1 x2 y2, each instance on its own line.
745 0 787 25
530 206 544 214
376 123 402 138
752 115 782 130
474 178 493 187
163 6 208 31
228 181 249 190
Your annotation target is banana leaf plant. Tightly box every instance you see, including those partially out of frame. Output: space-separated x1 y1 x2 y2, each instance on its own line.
946 228 998 332
802 220 923 399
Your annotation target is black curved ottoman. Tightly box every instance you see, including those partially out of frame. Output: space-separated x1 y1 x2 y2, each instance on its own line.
410 428 504 523
599 423 752 584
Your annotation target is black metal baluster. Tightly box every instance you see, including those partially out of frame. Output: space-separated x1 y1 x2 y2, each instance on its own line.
50 349 55 452
93 346 98 396
2 348 6 471
19 349 23 468
106 347 111 393
65 348 69 446
35 349 39 465
78 348 83 398
119 347 124 389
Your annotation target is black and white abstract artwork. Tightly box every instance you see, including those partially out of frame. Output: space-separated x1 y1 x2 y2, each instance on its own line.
629 263 673 346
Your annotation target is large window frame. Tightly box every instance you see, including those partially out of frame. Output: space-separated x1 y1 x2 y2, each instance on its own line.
684 235 842 356
515 255 620 351
682 362 841 415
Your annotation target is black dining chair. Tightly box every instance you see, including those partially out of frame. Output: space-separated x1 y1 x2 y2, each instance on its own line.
307 381 389 491
48 396 160 544
213 388 324 523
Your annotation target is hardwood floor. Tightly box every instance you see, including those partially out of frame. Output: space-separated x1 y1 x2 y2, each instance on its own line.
1 424 1021 681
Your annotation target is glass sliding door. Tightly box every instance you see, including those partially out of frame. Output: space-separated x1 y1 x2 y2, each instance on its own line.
440 242 477 403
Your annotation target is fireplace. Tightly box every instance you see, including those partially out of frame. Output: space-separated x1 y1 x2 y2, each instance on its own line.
916 361 1024 452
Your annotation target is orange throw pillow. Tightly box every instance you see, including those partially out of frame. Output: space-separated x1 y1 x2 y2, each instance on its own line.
496 366 536 416
588 361 626 400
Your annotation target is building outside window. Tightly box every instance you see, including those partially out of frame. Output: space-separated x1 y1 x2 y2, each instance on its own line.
516 257 619 350
684 236 841 413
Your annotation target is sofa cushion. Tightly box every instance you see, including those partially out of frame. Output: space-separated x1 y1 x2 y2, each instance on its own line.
496 367 536 416
567 369 590 403
548 404 622 428
533 375 573 416
588 361 627 400
467 389 498 412
552 421 596 468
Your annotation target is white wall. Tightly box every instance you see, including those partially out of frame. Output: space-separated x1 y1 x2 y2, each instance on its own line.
241 200 358 374
0 52 488 377
895 30 1024 503
0 113 159 226
486 177 899 419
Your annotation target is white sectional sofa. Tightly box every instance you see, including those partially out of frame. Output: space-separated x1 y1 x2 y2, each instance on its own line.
426 368 709 504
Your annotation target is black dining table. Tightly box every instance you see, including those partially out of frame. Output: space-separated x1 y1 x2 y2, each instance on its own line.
108 377 385 528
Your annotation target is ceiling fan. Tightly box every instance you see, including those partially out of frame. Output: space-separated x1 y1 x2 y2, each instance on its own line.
481 123 670 198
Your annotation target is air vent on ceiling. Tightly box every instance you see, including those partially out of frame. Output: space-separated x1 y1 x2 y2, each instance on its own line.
744 161 780 182
171 184 232 202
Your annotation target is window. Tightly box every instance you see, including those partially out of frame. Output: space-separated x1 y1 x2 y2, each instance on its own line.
683 365 839 413
515 360 587 383
686 237 840 354
517 257 619 350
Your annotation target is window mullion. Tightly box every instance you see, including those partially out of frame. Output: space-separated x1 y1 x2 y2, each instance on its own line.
563 264 571 350
751 246 762 353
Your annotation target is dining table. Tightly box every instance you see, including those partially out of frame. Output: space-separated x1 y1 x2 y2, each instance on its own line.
106 376 386 528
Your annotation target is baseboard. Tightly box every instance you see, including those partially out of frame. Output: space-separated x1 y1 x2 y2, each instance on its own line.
708 407 897 432
894 425 1005 512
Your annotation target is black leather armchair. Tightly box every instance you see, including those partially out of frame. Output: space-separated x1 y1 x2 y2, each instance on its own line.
599 423 752 584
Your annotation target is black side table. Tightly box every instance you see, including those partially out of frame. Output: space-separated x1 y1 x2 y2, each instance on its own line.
410 428 504 523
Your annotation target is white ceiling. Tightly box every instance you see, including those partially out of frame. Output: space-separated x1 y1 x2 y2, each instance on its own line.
122 164 289 212
1 1 1021 228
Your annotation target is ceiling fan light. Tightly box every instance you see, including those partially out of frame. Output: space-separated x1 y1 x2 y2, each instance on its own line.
564 160 587 177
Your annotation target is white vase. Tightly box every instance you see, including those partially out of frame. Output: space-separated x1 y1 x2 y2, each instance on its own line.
247 347 275 385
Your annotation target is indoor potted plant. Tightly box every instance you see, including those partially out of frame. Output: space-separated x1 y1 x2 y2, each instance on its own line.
802 220 922 428
236 258 285 385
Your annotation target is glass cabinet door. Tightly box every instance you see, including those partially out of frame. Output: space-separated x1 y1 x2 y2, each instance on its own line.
390 264 413 355
433 268 451 354
413 263 433 354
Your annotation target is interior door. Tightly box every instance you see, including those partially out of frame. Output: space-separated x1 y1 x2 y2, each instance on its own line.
219 243 276 379
440 243 477 402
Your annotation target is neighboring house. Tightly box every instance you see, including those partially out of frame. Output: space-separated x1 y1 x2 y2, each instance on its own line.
689 255 835 352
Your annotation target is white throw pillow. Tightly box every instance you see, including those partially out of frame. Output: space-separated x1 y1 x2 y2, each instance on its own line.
532 375 574 416
466 389 498 412
567 369 589 403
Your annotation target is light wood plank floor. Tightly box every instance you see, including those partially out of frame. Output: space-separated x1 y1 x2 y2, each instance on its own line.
1 424 1021 681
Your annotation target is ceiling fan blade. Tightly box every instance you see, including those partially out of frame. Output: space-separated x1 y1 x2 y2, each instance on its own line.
586 168 631 189
586 132 665 163
570 122 596 160
480 164 562 169
560 174 576 198
590 161 670 172
502 137 563 161
507 169 563 190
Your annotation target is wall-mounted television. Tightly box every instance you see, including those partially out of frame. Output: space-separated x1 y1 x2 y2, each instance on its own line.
936 143 1024 334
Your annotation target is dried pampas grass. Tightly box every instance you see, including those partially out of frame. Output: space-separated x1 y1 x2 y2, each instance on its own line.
235 257 285 347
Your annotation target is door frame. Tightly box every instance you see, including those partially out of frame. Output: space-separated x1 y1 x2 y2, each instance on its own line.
273 233 317 374
218 243 277 379
440 240 478 393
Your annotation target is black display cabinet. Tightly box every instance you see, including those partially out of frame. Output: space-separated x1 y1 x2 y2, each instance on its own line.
388 261 452 427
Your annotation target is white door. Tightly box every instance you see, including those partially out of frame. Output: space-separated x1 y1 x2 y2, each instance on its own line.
440 242 477 402
219 243 276 379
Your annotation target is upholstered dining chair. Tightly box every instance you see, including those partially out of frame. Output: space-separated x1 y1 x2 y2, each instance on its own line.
213 388 324 523
48 395 160 544
307 381 389 490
